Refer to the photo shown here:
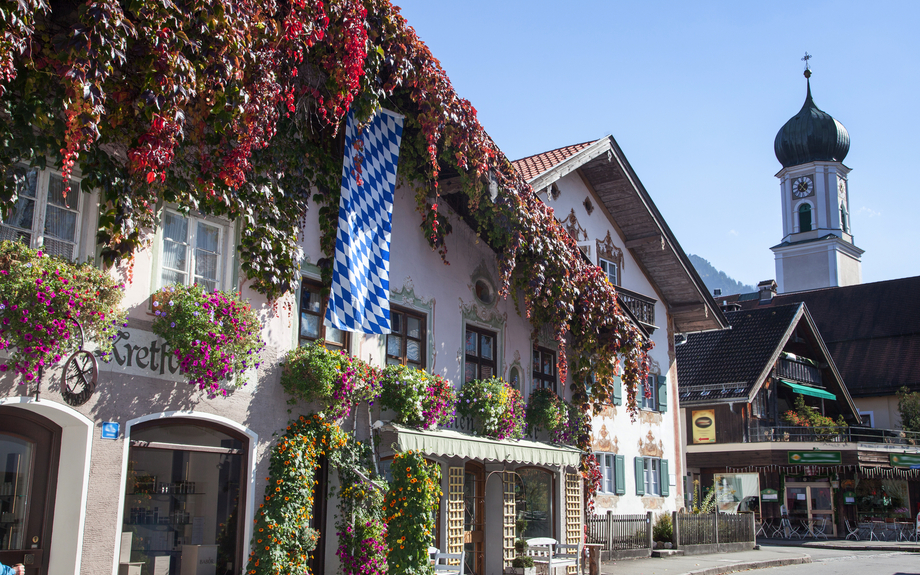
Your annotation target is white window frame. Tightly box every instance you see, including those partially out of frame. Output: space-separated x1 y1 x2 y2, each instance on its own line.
859 411 874 428
640 375 658 411
154 208 234 292
643 457 661 496
1 166 84 261
794 200 815 233
596 452 616 493
598 256 619 286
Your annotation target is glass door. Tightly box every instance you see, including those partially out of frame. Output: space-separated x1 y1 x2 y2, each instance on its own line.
0 408 60 574
785 482 836 537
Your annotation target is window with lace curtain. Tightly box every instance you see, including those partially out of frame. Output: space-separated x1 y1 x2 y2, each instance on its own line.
0 166 83 260
159 210 227 292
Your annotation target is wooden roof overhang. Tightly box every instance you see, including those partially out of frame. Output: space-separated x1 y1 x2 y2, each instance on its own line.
525 137 728 334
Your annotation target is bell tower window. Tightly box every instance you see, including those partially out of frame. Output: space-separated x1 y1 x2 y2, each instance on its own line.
798 203 812 233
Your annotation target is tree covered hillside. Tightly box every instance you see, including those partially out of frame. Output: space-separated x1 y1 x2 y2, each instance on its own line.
688 254 755 297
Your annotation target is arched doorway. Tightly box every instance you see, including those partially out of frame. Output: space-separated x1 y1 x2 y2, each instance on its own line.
0 407 61 574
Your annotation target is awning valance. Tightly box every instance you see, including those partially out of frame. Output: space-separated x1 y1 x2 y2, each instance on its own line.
384 424 582 468
781 380 836 400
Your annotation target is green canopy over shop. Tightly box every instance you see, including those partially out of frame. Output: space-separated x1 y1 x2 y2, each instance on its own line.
780 379 836 401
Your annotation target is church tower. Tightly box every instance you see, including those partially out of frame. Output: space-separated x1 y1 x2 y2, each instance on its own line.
771 59 863 293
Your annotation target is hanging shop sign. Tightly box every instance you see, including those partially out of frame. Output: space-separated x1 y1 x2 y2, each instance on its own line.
842 490 856 504
787 451 842 465
760 488 779 501
691 409 716 444
889 453 920 468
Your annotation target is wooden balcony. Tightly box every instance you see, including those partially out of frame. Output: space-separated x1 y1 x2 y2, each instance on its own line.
617 287 656 331
775 358 822 386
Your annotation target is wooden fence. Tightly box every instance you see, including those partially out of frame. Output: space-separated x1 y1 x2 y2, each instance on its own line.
586 512 651 551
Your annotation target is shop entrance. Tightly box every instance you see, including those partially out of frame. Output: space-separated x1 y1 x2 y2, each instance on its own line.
0 407 61 574
785 481 835 536
463 462 484 575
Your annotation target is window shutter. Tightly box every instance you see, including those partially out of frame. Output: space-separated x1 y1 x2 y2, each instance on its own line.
634 457 645 495
660 459 670 497
657 375 668 412
615 454 626 495
612 375 622 405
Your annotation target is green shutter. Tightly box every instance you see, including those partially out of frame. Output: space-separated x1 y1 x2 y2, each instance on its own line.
634 457 645 495
612 375 622 405
615 454 626 495
657 375 668 412
660 459 670 497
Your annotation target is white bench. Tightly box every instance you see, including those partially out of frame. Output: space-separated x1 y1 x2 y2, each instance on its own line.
525 537 580 575
433 550 465 575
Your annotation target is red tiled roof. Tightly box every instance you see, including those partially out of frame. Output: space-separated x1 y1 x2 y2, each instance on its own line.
511 140 596 182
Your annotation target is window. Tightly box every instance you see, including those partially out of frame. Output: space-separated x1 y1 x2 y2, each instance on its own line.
123 420 248 575
386 306 426 368
752 389 768 418
515 467 553 539
859 411 874 427
533 347 557 392
1 167 83 260
160 210 227 292
840 205 849 233
798 203 812 233
635 457 669 497
598 257 619 285
640 375 667 412
595 453 625 495
299 280 347 350
464 326 496 382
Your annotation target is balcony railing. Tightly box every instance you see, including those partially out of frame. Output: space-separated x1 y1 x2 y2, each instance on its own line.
617 287 656 329
775 359 822 385
746 421 920 445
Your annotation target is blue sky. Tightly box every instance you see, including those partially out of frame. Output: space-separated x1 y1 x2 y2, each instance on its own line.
392 1 920 289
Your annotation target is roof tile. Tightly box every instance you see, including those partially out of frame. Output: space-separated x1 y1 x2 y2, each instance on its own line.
511 141 595 182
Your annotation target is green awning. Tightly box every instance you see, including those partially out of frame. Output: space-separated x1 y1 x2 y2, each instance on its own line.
781 380 836 400
385 424 582 468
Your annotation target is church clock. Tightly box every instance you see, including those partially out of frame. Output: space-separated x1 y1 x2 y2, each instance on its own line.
792 176 813 198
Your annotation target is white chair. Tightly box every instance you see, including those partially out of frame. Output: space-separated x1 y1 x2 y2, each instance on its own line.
812 517 829 539
428 547 440 564
844 519 860 541
525 537 580 575
433 550 464 575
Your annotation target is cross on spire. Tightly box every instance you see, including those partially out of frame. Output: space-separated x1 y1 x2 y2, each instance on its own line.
802 52 812 71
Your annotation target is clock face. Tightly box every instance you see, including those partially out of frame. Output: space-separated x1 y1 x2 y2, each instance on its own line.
792 176 813 198
60 350 98 406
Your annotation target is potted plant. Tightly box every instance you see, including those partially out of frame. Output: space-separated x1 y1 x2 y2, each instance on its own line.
0 240 127 381
507 518 535 575
151 284 264 397
378 364 456 429
280 341 380 419
457 377 526 440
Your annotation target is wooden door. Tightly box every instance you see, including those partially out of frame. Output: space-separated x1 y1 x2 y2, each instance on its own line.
463 462 484 575
0 408 60 574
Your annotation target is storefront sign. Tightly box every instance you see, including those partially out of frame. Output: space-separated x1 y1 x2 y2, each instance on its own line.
99 329 186 383
787 451 842 465
889 453 920 468
843 490 856 504
691 409 716 444
761 488 778 501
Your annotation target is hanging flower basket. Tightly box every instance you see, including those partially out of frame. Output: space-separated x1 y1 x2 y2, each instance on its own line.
280 341 380 420
525 387 567 435
457 377 526 440
378 364 456 429
0 240 126 381
151 284 264 396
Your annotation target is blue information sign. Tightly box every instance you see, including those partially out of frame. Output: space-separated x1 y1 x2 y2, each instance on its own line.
101 422 120 440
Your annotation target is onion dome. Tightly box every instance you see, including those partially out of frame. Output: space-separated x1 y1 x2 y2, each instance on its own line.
774 71 849 168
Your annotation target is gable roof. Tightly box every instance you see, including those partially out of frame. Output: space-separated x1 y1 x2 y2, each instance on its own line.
512 141 594 182
512 137 727 333
677 302 860 417
719 276 920 397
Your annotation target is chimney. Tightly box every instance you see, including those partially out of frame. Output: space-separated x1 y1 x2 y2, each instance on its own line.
714 288 722 297
757 279 778 303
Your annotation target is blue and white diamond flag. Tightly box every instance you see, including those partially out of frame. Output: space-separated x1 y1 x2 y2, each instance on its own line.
325 108 404 334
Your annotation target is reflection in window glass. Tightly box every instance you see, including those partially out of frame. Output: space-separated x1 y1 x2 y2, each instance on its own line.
0 434 33 550
515 468 552 539
714 473 760 514
124 423 245 575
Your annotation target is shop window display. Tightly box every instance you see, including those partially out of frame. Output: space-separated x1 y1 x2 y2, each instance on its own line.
122 421 247 575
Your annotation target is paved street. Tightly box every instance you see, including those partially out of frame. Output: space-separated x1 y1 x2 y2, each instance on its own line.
600 540 920 575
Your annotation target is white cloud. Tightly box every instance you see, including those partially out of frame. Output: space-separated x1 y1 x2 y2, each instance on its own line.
857 206 881 218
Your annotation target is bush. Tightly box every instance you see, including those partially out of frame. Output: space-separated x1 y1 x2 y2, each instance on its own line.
151 284 264 396
0 240 126 381
378 364 456 429
280 341 380 419
653 512 672 542
457 377 526 440
525 387 567 433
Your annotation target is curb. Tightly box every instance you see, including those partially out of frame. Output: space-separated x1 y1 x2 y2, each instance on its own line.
802 543 920 553
682 555 812 575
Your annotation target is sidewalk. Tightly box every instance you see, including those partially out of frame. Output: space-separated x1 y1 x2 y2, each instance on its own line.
599 539 919 575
